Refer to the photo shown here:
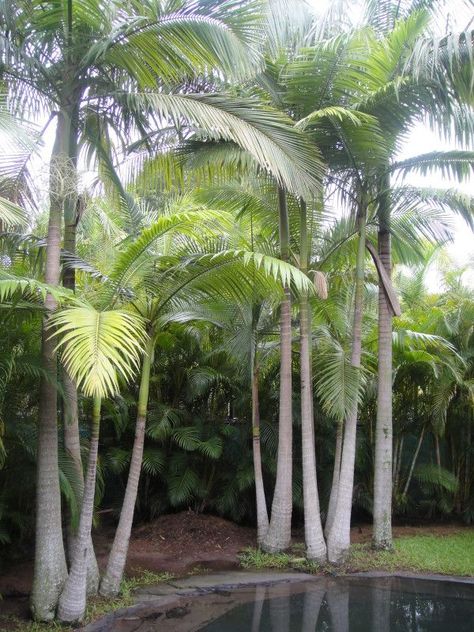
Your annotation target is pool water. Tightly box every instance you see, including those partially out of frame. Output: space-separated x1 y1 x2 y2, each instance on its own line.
198 577 474 631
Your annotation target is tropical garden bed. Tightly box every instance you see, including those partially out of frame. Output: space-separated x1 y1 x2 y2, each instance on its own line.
1 515 472 631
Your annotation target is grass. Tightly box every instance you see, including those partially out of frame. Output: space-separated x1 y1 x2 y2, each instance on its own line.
5 533 473 631
2 570 174 632
240 532 474 578
348 532 474 576
239 547 320 573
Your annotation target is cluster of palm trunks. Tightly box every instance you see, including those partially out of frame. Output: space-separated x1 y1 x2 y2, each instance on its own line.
0 0 472 625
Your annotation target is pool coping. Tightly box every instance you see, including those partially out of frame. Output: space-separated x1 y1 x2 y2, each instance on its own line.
81 569 474 631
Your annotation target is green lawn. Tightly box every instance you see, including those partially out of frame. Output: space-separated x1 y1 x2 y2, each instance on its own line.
348 532 474 576
240 531 474 577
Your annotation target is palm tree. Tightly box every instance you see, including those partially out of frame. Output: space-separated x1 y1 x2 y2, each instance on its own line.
285 10 473 556
48 304 146 623
1 0 323 617
356 2 474 548
96 201 315 596
299 200 327 561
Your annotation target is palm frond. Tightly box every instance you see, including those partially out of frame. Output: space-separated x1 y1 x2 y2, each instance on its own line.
48 306 146 397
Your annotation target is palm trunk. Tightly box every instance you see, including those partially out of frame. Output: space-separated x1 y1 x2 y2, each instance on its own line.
62 113 99 594
30 113 68 622
394 436 404 495
325 420 343 538
100 334 154 597
299 201 326 562
251 356 269 545
373 214 393 549
327 204 366 564
402 425 425 499
64 375 100 596
58 396 101 623
262 188 293 552
435 434 441 468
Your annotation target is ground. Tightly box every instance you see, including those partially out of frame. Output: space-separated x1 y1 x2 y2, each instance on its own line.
0 512 472 631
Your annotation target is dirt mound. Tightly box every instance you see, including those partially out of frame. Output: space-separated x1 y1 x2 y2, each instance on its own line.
133 510 255 553
124 511 256 576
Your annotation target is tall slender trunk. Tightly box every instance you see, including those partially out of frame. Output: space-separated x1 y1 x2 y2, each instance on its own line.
262 188 293 552
100 334 154 597
325 420 343 538
62 110 99 595
64 374 100 596
394 436 404 496
434 434 441 468
402 425 425 499
299 200 326 561
327 203 366 564
58 396 101 623
251 356 269 545
373 209 393 549
31 113 68 622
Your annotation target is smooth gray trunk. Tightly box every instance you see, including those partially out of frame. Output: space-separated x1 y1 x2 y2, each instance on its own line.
31 114 68 622
327 206 366 564
393 436 404 495
100 335 153 597
373 225 393 549
262 189 293 553
251 360 269 545
262 289 293 552
64 374 100 596
402 425 426 499
58 397 101 623
325 420 343 538
300 297 326 561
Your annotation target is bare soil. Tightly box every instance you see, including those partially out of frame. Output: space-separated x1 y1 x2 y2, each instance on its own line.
0 514 469 629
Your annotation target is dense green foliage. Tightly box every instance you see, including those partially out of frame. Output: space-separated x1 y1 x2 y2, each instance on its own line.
0 0 473 623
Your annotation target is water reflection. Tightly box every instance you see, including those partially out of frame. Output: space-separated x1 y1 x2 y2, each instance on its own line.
199 577 474 631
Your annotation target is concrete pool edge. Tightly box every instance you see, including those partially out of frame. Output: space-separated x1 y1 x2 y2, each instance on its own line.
80 569 474 631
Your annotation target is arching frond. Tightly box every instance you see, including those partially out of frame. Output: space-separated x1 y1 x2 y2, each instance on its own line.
392 151 474 181
48 306 146 397
117 92 324 198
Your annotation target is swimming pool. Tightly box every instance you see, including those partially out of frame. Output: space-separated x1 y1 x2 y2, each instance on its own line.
198 576 474 631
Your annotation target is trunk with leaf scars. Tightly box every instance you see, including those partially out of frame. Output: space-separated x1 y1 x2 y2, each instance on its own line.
58 396 101 623
327 203 366 564
31 112 68 622
325 420 343 538
100 333 154 597
373 188 394 550
64 374 100 596
251 355 269 545
62 105 99 594
299 200 326 561
262 188 293 553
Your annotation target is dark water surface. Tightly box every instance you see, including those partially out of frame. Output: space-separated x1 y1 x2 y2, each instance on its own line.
198 577 474 632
